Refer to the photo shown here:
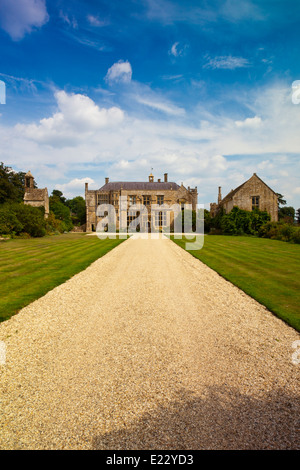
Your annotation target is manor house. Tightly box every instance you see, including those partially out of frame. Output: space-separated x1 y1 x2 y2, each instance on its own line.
210 173 278 222
85 172 198 232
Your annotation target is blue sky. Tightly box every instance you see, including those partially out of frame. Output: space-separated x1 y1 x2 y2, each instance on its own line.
0 0 300 209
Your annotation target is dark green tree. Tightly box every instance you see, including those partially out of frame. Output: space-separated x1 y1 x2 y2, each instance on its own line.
220 207 270 235
51 189 66 204
66 196 86 226
0 162 33 204
276 193 287 207
49 191 73 231
0 202 46 237
278 206 295 223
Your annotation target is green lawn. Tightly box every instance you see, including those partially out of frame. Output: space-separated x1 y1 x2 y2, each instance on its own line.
0 233 126 322
172 235 300 332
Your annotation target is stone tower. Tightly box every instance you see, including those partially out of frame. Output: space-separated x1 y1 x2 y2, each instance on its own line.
23 171 49 218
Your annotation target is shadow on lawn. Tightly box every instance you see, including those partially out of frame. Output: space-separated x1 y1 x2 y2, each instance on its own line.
92 385 300 450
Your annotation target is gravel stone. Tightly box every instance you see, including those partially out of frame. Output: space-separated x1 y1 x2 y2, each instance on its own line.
0 236 299 450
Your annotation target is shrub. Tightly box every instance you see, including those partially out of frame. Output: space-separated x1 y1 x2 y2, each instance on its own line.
291 229 300 244
0 205 23 234
45 211 65 234
259 221 300 243
0 203 46 237
220 207 270 235
11 203 46 237
49 196 73 231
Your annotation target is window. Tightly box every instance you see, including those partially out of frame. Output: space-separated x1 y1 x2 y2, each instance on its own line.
129 195 136 206
127 211 139 228
155 211 167 227
97 193 109 205
143 195 150 206
157 195 164 205
252 196 260 210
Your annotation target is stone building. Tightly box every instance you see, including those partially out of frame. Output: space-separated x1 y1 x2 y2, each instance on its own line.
210 173 278 222
23 171 49 218
85 172 198 232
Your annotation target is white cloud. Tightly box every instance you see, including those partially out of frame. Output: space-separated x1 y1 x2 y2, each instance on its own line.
204 55 250 70
0 0 49 40
59 10 78 29
105 60 132 85
235 116 262 128
169 41 188 57
15 90 124 146
1 82 300 207
135 96 185 116
55 177 97 198
220 0 264 22
87 14 107 27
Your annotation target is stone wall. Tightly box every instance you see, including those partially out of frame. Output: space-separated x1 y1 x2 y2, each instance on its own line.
85 183 198 232
229 175 278 221
212 174 278 222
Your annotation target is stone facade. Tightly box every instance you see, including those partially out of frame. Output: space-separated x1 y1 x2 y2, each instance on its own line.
23 171 49 218
85 172 198 232
210 173 278 222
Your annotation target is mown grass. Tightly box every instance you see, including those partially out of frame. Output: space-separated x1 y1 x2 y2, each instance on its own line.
0 233 126 322
172 235 300 332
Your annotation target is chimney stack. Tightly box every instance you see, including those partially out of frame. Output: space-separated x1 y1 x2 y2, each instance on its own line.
218 186 222 204
164 173 168 182
105 177 109 185
158 179 161 183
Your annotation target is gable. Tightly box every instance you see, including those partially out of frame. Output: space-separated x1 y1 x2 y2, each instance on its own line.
221 173 277 204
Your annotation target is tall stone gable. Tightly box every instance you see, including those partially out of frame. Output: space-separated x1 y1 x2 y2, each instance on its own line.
210 173 278 222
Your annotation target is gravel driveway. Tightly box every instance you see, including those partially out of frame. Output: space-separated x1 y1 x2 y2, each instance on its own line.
0 236 299 450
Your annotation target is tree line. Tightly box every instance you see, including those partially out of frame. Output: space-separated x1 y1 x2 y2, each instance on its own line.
0 162 86 238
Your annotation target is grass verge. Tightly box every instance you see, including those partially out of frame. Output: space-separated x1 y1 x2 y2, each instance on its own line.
172 235 300 332
0 233 126 322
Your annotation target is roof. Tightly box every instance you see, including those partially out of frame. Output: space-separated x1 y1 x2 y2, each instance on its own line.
24 188 48 201
221 182 246 204
220 173 277 204
25 170 34 178
98 181 180 191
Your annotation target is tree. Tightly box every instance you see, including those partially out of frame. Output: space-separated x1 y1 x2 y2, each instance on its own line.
278 206 295 223
49 191 73 231
204 209 212 233
220 207 270 235
0 162 32 204
0 205 23 234
11 203 46 237
51 189 66 204
66 196 86 226
0 202 46 237
276 193 287 207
